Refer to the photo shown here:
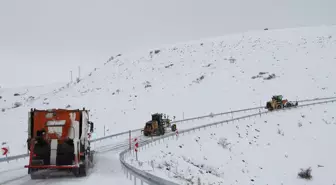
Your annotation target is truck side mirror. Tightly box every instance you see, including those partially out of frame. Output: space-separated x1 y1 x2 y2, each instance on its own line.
89 121 94 132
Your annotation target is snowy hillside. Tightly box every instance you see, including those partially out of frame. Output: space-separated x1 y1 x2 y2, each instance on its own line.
1 25 336 155
0 82 65 111
127 103 336 185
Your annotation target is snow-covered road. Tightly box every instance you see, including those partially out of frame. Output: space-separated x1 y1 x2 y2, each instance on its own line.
0 151 134 185
1 98 335 185
0 107 262 185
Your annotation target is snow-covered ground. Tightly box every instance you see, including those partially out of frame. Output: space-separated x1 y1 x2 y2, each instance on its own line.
1 25 336 156
0 108 264 185
0 25 335 185
0 151 134 185
0 82 66 111
127 102 336 185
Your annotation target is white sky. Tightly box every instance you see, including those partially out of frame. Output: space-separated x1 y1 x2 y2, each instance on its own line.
0 0 335 88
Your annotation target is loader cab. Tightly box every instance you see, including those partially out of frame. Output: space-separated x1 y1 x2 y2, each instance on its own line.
145 120 158 130
272 95 283 102
151 113 163 125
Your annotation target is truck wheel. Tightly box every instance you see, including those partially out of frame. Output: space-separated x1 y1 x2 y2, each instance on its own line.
74 163 87 177
74 156 88 177
89 152 94 168
30 173 39 180
28 168 37 175
171 124 176 132
80 162 88 176
30 169 45 179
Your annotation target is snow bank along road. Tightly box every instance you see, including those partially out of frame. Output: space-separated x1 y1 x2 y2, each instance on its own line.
0 96 335 185
120 97 336 185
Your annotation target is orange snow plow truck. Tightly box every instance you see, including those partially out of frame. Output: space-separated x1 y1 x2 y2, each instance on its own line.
24 108 95 179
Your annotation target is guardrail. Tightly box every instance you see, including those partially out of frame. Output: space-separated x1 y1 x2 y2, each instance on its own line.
93 96 336 139
0 153 29 163
1 96 335 164
94 96 336 153
0 104 265 163
119 98 336 185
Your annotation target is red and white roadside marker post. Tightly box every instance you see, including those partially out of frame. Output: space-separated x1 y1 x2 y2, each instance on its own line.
133 137 139 161
1 145 9 159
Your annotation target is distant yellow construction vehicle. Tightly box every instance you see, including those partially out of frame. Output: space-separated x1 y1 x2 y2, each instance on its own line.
142 113 177 136
266 95 298 111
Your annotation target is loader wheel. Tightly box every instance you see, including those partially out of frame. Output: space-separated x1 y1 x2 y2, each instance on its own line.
159 127 165 135
171 124 177 132
266 102 271 109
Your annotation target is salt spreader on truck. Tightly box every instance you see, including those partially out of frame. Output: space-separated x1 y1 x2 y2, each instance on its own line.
24 108 95 179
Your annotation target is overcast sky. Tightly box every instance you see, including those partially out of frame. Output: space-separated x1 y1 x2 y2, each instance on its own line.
0 0 335 88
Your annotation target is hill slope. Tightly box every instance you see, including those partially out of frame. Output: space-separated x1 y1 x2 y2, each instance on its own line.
1 25 336 155
128 103 336 185
0 82 66 110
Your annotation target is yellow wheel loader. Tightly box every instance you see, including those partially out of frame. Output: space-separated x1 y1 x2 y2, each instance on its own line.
265 95 298 111
142 113 177 136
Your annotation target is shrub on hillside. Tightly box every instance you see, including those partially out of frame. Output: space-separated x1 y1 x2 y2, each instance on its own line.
144 81 152 88
13 102 22 108
154 49 160 54
218 137 230 149
298 122 303 127
193 75 205 84
149 49 161 58
197 177 202 185
43 98 49 105
203 63 212 67
264 73 276 80
165 64 174 68
277 128 284 136
229 57 236 63
298 167 312 180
